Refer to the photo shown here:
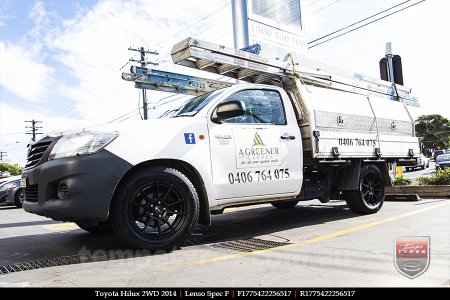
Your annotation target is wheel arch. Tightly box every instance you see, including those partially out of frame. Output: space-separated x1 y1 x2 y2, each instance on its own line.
112 159 211 225
338 159 391 191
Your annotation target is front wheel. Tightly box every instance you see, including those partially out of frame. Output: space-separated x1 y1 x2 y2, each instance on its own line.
110 167 199 250
344 164 385 214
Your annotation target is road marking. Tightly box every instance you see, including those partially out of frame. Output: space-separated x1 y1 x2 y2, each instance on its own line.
43 222 79 232
161 201 450 269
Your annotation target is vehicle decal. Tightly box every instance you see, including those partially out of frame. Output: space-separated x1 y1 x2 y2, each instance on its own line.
228 168 290 184
234 128 282 169
184 133 196 144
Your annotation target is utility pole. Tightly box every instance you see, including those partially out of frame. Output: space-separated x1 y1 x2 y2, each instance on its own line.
231 0 249 49
127 46 158 120
25 119 43 142
0 151 6 161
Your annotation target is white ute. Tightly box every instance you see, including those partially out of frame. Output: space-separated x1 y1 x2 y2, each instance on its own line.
21 38 420 250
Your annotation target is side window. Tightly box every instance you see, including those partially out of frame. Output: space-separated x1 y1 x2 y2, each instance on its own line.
222 89 286 125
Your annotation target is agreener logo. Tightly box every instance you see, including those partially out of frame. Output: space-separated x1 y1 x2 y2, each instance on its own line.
235 130 282 169
394 236 430 279
238 132 280 159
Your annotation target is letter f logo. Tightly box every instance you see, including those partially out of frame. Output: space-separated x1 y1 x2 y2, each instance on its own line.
184 133 196 144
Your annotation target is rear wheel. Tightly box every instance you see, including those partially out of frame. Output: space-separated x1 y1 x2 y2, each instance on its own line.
76 221 112 234
110 167 199 251
271 200 299 209
344 164 385 214
14 188 24 208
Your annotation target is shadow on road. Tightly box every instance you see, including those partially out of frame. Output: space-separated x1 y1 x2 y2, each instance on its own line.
0 200 359 268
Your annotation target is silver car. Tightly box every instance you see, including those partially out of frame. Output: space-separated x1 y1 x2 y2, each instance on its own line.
0 176 22 207
6 178 24 208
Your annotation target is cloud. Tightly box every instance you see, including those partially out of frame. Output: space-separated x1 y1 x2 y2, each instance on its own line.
0 102 78 166
0 42 54 102
44 0 231 123
29 1 48 29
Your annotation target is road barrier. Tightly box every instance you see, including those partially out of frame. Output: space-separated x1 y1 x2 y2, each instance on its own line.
386 185 450 199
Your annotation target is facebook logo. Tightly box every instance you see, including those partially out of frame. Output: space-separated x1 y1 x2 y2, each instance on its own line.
184 133 196 144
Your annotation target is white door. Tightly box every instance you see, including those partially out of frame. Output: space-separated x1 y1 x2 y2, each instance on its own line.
208 88 302 200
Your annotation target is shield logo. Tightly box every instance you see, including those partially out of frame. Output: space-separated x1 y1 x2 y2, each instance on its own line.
395 236 430 279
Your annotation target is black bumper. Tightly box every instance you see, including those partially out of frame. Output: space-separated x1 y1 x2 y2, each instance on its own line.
22 150 132 222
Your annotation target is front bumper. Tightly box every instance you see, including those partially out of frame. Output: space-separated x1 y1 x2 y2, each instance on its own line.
22 150 132 222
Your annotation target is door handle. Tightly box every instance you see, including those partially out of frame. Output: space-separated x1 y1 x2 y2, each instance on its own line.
281 135 296 140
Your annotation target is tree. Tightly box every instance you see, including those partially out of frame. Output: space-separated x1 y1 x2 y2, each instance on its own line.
415 114 450 150
0 162 23 176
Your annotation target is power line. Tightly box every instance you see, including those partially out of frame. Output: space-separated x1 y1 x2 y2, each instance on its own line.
309 0 342 15
308 0 412 45
306 0 321 8
0 131 27 137
308 0 426 49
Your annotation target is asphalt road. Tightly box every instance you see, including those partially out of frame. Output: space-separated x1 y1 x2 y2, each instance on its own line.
0 198 449 287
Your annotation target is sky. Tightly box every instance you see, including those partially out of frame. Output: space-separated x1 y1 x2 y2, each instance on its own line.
1 0 449 166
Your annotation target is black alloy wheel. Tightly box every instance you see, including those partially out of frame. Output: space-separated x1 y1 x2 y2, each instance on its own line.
110 167 199 251
344 164 385 214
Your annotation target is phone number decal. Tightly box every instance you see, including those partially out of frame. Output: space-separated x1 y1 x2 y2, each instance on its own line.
338 138 376 147
228 169 289 184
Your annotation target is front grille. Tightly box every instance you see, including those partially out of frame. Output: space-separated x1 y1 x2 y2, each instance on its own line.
25 185 38 202
25 140 52 169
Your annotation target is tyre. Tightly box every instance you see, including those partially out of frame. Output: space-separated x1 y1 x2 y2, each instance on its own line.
405 167 410 172
76 221 112 234
14 188 24 208
110 167 199 250
421 164 425 170
344 164 385 214
271 200 299 209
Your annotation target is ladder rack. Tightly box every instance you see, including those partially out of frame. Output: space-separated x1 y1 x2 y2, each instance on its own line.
122 66 233 96
170 37 419 107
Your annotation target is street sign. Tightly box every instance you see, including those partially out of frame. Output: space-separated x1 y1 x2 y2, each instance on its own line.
247 0 306 60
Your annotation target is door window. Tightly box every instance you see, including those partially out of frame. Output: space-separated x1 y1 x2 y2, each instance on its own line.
222 90 286 125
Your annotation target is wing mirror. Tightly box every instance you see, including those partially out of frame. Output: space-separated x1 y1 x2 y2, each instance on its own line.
212 101 246 123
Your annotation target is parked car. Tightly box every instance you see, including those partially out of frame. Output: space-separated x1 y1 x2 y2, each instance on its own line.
0 176 21 205
405 154 429 171
435 154 450 170
0 178 11 202
6 178 24 208
433 150 445 161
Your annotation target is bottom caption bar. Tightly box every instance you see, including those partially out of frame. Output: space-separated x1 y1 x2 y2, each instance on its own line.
92 288 358 298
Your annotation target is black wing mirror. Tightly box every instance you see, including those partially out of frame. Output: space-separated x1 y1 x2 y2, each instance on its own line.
212 100 246 123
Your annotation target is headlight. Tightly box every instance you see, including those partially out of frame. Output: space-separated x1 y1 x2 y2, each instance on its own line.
49 131 118 160
0 183 17 191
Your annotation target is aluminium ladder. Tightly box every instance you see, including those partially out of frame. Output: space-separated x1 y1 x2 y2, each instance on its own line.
170 37 419 107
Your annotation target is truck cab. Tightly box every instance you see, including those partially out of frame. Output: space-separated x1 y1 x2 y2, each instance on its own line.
22 84 305 250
